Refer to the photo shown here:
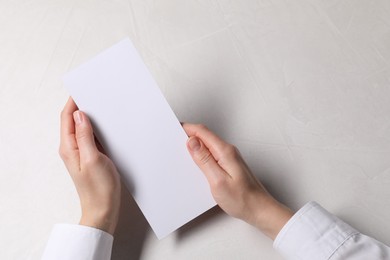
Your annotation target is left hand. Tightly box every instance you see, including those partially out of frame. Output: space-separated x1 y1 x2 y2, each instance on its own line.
59 97 121 235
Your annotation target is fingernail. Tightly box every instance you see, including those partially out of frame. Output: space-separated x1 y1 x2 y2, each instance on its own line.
74 111 83 125
188 137 201 151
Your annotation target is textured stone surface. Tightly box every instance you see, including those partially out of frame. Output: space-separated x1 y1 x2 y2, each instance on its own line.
0 0 389 259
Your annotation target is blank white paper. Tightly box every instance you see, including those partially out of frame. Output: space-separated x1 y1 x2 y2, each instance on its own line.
63 38 216 239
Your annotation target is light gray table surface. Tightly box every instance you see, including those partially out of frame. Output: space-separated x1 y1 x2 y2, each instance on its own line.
0 0 389 259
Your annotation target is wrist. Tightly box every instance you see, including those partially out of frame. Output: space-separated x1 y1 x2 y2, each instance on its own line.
249 195 294 240
79 207 119 235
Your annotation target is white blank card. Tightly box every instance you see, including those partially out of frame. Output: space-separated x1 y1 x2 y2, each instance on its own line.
63 38 216 239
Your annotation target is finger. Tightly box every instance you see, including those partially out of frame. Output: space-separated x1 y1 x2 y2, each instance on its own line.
182 123 235 163
187 136 231 187
59 97 79 169
73 110 99 164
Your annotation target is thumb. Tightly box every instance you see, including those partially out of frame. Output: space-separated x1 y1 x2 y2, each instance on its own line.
187 136 230 186
73 111 99 163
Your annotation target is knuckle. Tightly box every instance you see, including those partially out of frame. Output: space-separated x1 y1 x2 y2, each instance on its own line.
75 127 90 140
60 109 68 121
222 144 238 159
211 176 228 190
83 153 101 168
59 146 69 161
197 124 208 131
198 151 212 165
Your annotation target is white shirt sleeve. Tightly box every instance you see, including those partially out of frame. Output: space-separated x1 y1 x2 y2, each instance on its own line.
41 224 113 260
274 201 390 260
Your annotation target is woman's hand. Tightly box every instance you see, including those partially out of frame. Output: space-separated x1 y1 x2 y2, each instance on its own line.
59 97 121 235
183 123 293 240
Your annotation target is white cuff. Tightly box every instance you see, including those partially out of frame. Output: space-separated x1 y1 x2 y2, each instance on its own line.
42 224 113 260
273 201 358 260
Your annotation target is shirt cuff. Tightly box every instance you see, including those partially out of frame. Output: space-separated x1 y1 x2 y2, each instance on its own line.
273 201 359 260
42 224 113 260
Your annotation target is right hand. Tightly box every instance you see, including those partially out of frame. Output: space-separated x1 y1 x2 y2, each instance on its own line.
183 123 294 240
